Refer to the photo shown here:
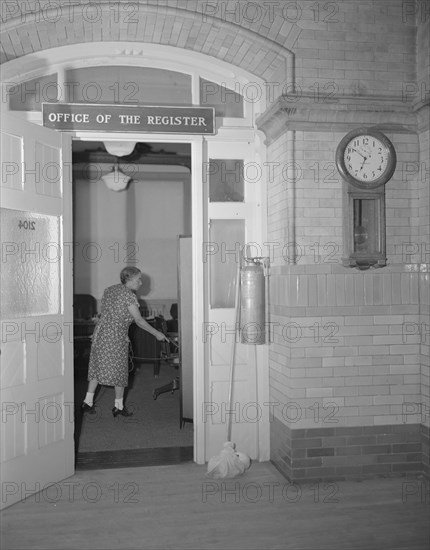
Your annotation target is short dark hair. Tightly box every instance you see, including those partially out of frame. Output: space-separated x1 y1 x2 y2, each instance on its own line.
120 266 142 284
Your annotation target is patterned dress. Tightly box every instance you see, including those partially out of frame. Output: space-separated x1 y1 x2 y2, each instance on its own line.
88 283 139 387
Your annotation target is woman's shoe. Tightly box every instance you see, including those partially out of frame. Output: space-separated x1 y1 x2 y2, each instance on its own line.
112 406 133 418
81 402 95 414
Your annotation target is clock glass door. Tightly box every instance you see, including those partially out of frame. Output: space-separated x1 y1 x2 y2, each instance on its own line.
353 198 380 254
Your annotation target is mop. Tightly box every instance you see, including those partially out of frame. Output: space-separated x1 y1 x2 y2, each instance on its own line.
207 261 251 479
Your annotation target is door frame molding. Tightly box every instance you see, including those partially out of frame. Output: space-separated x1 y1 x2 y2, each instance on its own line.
2 42 269 465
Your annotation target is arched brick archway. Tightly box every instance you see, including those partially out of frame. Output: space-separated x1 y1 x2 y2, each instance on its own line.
0 0 297 83
0 25 273 468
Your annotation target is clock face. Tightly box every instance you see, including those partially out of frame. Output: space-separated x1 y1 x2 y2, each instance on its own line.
344 135 389 182
336 129 396 188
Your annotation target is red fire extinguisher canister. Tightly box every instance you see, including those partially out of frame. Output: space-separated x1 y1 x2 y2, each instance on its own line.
240 264 265 345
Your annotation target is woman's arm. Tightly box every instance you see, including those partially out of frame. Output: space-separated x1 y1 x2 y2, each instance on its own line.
128 304 169 341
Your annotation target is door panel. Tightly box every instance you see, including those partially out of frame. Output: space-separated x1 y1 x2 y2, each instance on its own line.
203 139 263 461
0 111 73 510
178 236 193 424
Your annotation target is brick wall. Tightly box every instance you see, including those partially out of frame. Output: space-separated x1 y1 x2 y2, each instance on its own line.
416 0 430 478
271 417 423 482
263 0 428 479
267 264 421 414
293 1 416 97
273 131 421 265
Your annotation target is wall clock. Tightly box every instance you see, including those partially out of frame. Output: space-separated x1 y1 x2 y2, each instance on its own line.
335 127 396 189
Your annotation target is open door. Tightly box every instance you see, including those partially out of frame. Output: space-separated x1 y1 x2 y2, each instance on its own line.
203 138 269 461
0 110 74 509
178 235 193 426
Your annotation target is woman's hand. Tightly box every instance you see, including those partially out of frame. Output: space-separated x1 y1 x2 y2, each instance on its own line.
129 305 170 342
155 331 169 342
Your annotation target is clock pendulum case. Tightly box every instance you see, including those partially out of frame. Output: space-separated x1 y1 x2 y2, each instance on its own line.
335 127 397 270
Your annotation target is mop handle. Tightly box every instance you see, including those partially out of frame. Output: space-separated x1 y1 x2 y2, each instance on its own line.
226 260 242 442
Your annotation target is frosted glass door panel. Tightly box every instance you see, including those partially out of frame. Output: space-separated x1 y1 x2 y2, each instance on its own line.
209 159 244 202
209 219 244 308
1 208 61 317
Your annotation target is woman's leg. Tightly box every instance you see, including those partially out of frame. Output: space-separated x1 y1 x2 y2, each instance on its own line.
112 382 132 416
88 379 98 393
82 379 98 407
114 386 125 410
114 385 124 399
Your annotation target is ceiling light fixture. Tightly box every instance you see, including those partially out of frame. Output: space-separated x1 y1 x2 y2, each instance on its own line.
101 159 131 191
103 141 136 157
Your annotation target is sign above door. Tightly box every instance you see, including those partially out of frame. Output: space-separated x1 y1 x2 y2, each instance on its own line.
42 103 215 134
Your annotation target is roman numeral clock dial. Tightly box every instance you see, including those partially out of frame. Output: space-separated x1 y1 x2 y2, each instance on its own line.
336 128 396 189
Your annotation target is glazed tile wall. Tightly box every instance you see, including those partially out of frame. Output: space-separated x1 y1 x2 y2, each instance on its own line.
268 264 421 428
266 121 427 439
418 126 429 432
266 131 421 266
417 5 430 433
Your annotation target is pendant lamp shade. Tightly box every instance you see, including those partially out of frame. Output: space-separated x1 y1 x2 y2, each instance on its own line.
101 161 131 191
103 141 136 157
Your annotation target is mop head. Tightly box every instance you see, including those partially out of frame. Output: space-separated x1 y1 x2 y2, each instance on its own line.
207 442 251 479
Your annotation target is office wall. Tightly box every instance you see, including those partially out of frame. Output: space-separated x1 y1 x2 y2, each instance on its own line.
73 167 191 316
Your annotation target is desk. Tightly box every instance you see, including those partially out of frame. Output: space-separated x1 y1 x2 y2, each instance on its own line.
128 321 163 377
73 320 96 368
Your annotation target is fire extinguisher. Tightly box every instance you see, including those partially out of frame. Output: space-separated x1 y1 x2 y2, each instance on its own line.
240 258 268 345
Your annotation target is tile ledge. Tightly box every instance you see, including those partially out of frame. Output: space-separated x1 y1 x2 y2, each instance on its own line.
269 263 429 275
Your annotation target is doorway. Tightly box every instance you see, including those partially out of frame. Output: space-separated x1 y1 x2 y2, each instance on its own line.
1 45 269 508
71 139 194 467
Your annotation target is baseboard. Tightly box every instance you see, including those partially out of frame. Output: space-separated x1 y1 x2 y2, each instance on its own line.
271 417 428 482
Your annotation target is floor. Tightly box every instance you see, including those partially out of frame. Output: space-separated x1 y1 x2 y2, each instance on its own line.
1 461 429 549
74 359 193 454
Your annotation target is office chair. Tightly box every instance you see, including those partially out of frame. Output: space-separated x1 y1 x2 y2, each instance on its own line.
73 294 98 323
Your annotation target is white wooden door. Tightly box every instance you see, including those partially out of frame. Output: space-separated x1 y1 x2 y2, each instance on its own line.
203 137 269 461
178 236 193 424
0 111 74 510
